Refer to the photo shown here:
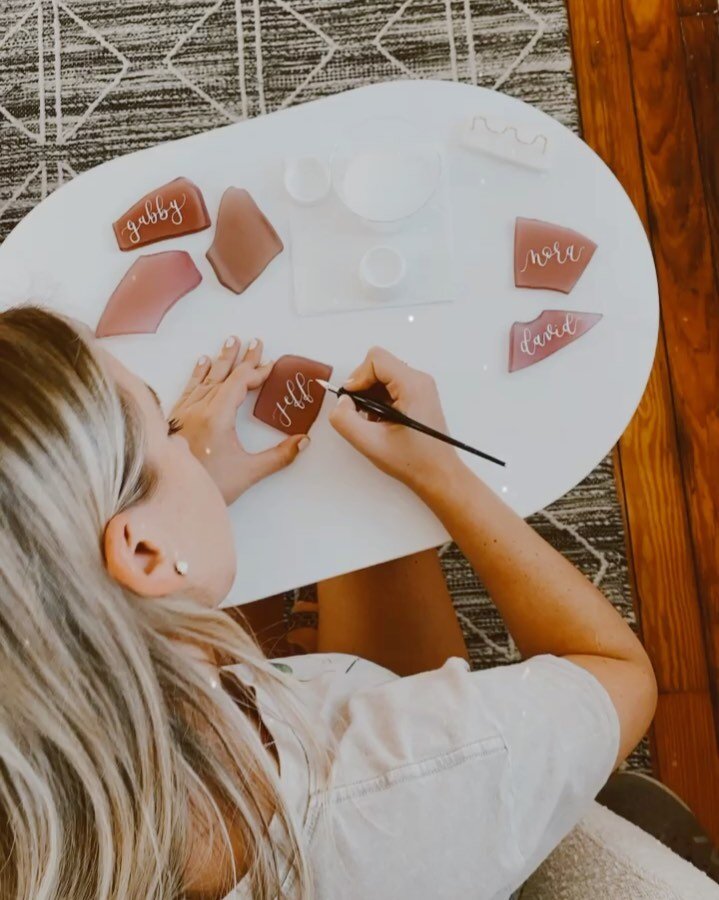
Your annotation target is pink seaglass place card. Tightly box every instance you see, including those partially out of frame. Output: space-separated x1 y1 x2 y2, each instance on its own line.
207 188 284 294
514 217 597 294
96 251 201 338
509 309 602 373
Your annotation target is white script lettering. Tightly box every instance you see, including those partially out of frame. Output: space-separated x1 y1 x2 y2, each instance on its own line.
273 373 316 428
520 312 578 357
520 240 584 273
122 193 187 244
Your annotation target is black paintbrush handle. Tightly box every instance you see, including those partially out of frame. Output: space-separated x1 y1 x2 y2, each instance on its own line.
342 389 506 468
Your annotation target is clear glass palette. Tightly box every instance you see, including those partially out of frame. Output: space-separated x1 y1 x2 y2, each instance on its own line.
289 167 455 317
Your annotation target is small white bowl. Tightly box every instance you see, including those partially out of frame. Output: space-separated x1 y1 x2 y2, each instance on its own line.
359 246 406 295
331 117 441 227
284 156 331 206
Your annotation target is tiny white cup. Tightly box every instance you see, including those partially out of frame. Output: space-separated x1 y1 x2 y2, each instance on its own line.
284 156 331 206
359 246 406 297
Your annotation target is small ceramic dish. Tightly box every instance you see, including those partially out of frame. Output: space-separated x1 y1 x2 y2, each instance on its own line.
359 245 406 296
284 156 331 206
332 117 441 227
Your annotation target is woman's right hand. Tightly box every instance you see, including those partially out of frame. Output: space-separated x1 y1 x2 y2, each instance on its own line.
328 347 462 494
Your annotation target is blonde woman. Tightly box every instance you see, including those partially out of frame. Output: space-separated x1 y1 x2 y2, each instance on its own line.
0 306 657 899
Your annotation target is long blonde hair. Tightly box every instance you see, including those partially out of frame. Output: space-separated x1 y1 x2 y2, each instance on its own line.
0 307 324 898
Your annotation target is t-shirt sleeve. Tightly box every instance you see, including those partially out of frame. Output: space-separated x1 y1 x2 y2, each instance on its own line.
315 654 619 896
471 655 620 881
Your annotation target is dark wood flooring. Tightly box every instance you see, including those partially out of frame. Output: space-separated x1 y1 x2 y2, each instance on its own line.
567 0 719 845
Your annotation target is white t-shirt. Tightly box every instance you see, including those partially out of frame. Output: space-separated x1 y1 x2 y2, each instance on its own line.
224 653 619 899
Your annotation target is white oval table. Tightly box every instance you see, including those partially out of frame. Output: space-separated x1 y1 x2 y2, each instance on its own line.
0 80 658 605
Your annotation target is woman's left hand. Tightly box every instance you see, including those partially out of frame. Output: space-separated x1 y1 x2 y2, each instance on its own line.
169 336 308 505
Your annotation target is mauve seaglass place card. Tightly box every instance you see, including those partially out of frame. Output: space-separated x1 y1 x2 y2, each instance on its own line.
514 217 597 294
509 309 602 372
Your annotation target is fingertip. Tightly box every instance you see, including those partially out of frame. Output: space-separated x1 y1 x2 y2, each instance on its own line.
250 434 305 481
278 434 306 468
336 394 354 410
330 394 356 422
243 337 264 365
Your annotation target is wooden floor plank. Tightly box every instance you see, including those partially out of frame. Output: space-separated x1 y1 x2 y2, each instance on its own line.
568 0 706 694
566 5 707 685
677 0 718 14
653 691 719 836
567 0 719 844
681 13 719 290
616 354 708 692
623 0 719 722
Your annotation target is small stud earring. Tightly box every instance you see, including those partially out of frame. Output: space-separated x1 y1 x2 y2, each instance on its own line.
174 560 189 576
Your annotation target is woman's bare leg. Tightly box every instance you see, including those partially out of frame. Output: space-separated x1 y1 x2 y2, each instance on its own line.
317 548 468 676
236 550 468 675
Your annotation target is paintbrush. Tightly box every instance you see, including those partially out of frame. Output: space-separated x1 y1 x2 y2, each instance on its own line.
316 380 506 468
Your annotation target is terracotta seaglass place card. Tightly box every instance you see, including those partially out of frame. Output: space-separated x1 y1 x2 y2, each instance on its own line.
514 217 597 294
112 177 210 250
207 187 284 294
254 355 333 436
96 251 201 338
509 309 602 372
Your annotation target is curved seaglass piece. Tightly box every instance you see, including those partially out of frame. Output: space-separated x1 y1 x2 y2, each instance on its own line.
112 177 210 251
509 310 602 373
254 354 332 436
207 187 284 294
96 251 202 338
514 217 597 294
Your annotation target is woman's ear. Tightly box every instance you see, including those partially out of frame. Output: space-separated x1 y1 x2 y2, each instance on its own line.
104 510 183 597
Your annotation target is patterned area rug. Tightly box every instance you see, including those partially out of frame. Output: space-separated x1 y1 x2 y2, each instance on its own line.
0 0 648 770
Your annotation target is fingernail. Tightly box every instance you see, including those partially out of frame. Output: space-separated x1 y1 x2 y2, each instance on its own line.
197 355 208 367
337 394 354 409
298 437 310 452
344 377 355 387
248 338 258 350
224 336 236 348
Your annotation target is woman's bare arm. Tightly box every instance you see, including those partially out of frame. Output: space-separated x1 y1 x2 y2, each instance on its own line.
417 461 656 764
330 347 657 765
